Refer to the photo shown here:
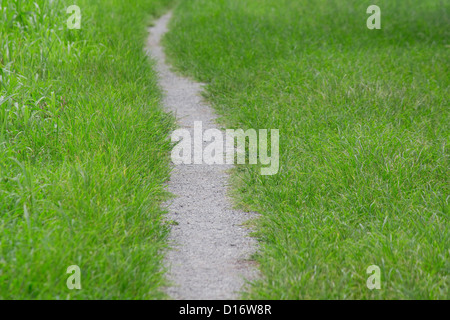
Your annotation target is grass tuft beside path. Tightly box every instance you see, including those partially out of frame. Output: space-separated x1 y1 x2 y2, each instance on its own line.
165 0 449 299
1 0 173 299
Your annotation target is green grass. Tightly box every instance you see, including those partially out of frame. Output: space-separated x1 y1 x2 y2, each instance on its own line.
0 0 174 299
164 0 449 299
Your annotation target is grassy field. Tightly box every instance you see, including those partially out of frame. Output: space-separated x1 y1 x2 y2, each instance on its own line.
164 0 449 299
0 0 174 299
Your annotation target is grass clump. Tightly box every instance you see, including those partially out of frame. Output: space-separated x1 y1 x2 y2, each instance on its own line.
1 0 174 299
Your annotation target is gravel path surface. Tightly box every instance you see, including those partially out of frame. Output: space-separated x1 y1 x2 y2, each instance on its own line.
147 12 258 300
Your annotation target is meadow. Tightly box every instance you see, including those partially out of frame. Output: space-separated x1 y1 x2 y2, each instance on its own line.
0 0 174 299
1 0 448 300
164 0 449 299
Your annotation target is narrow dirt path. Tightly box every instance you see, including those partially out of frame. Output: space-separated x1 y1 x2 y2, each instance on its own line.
147 12 258 300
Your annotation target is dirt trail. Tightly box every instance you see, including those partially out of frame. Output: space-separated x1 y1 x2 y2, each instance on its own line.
147 12 258 300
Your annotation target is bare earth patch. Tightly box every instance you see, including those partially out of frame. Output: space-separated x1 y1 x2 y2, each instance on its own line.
147 12 258 300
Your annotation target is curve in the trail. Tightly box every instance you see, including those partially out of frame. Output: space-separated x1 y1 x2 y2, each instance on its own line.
147 12 258 300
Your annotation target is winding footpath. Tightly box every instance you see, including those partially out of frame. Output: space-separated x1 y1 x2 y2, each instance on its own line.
147 12 258 300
